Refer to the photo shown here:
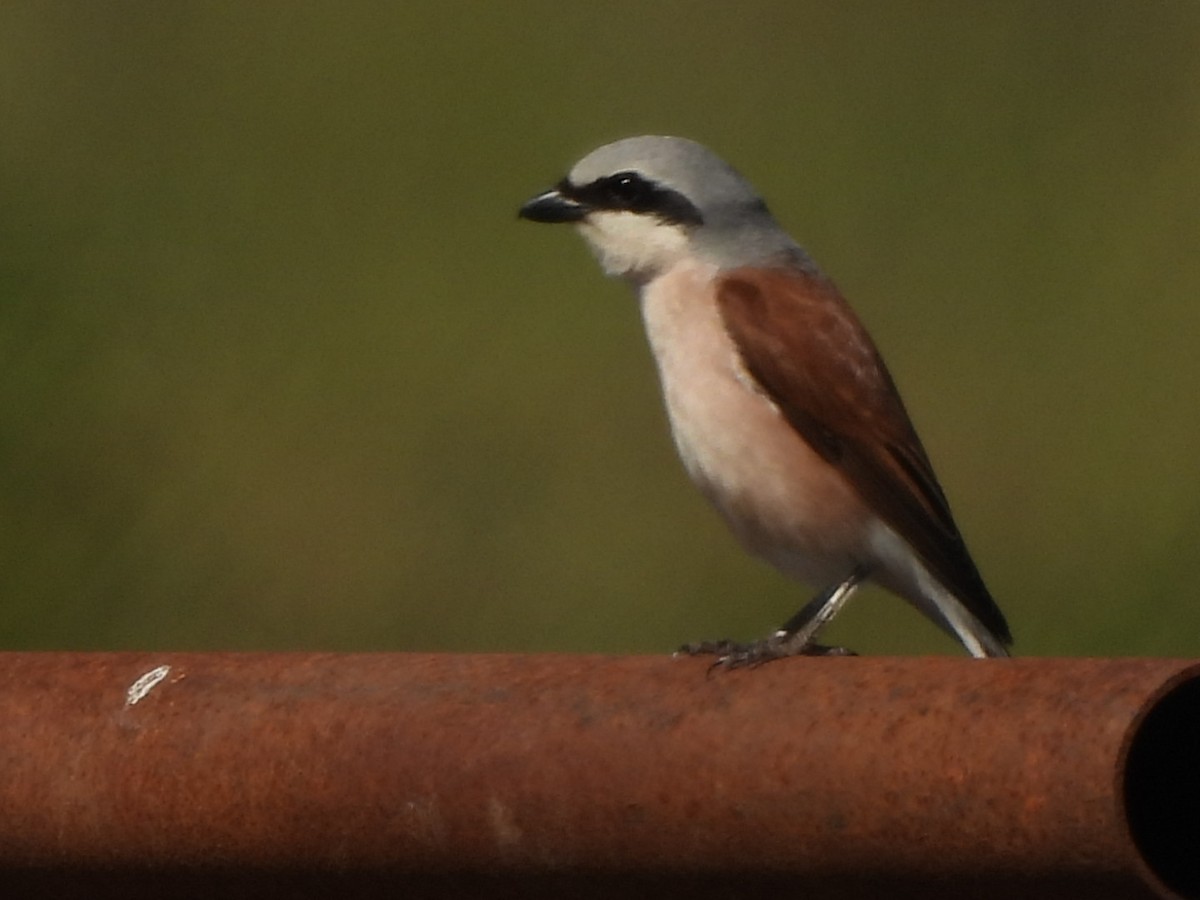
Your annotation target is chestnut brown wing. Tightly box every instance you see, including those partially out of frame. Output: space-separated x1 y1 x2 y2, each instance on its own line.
716 267 1011 644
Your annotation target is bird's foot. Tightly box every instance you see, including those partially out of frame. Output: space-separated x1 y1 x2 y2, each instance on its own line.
675 635 856 670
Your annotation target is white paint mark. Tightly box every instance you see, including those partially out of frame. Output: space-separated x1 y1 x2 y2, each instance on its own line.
126 664 172 707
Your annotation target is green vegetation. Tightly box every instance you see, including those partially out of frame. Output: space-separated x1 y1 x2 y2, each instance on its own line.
2 3 1198 655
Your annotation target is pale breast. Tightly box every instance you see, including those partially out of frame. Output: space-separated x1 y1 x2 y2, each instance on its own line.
636 261 873 586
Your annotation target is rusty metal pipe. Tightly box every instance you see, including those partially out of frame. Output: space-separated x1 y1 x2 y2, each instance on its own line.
0 653 1195 898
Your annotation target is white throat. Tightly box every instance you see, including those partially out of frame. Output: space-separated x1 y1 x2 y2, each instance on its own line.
576 211 690 282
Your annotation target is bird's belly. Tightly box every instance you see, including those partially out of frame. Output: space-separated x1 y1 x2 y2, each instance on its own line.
666 368 870 585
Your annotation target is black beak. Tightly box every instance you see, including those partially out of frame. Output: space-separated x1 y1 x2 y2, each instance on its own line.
518 189 588 224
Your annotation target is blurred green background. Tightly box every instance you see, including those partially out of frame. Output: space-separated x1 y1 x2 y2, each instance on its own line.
1 2 1197 656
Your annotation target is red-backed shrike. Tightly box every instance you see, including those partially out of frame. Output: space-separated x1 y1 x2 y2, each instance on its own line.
519 136 1012 663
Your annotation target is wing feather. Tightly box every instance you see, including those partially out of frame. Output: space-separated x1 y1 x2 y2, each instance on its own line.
716 267 1011 645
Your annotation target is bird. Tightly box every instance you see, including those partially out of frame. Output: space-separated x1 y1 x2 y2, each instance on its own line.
518 135 1012 664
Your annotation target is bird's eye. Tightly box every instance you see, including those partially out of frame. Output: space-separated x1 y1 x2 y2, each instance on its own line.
566 171 703 226
601 172 653 210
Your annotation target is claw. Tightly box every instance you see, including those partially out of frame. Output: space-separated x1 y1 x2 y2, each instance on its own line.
676 637 856 669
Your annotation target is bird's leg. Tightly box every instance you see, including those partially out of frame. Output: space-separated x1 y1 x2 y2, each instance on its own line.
773 567 866 649
677 567 867 668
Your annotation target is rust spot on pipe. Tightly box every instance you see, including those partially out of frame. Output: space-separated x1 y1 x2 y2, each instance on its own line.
0 653 1193 898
